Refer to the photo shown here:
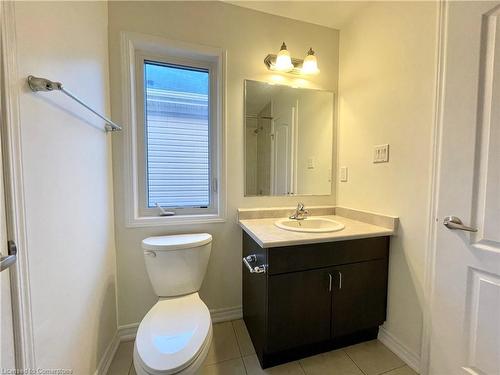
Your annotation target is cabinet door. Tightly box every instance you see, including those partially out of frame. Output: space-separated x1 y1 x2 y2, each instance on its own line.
331 259 388 338
268 268 332 352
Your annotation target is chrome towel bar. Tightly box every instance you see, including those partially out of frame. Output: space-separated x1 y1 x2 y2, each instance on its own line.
27 75 122 132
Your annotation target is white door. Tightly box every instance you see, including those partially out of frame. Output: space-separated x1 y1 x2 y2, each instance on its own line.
428 2 500 375
0 132 16 369
272 105 296 196
272 114 290 195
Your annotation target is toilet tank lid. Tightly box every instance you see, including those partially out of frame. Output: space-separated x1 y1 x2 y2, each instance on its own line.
142 233 212 251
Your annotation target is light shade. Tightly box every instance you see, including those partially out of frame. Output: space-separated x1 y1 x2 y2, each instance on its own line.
274 42 294 72
302 48 320 75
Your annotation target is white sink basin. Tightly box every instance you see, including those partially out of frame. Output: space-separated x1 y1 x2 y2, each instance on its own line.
274 217 345 233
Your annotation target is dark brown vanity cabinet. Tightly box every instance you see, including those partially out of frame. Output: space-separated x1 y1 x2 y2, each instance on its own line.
242 232 390 368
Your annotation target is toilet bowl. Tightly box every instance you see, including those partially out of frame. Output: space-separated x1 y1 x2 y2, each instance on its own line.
134 234 213 375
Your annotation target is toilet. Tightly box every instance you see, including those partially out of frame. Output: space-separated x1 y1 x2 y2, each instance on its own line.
133 233 213 375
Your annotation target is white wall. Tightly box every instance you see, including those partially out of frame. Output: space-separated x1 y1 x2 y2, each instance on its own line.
15 2 117 374
296 89 333 195
108 1 339 327
338 1 438 360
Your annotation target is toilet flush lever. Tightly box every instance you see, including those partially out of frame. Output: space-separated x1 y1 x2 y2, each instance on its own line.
144 251 156 257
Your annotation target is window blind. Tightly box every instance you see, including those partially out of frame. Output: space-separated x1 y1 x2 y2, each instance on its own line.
144 62 210 208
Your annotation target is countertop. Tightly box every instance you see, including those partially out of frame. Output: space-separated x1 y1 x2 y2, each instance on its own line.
238 207 398 248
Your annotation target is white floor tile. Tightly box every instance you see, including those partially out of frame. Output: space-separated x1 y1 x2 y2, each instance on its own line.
344 340 405 375
107 341 134 375
243 354 305 375
198 358 247 375
300 349 363 375
204 322 241 366
232 319 256 357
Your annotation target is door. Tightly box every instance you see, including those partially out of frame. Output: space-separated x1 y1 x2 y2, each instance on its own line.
271 94 297 196
0 128 16 369
331 259 388 338
428 2 500 375
272 109 293 195
267 268 332 352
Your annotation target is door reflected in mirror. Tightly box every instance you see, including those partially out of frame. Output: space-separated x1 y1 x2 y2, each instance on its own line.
244 80 334 197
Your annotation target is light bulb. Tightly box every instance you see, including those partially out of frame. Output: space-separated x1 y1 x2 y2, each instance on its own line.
274 42 294 72
302 48 319 75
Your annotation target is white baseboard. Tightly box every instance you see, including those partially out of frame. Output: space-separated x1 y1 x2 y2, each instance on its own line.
116 305 243 343
94 331 120 375
378 326 421 373
118 322 140 342
210 305 243 323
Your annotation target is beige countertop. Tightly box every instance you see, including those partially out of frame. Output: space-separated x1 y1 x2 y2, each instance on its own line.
238 207 398 248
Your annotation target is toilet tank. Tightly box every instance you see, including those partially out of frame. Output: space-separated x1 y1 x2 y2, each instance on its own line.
142 233 212 297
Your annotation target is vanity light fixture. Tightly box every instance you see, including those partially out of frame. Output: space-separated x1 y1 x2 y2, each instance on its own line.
264 43 320 75
274 42 294 72
302 48 320 75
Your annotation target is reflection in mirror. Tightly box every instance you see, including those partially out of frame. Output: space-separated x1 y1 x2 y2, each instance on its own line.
244 80 334 197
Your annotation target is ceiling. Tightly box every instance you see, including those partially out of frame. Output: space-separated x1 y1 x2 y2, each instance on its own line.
226 1 370 30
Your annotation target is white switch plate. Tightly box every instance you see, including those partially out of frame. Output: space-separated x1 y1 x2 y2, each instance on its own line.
373 144 390 163
340 166 348 182
307 157 315 169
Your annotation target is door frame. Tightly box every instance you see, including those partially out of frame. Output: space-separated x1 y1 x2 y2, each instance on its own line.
0 1 35 369
420 1 487 374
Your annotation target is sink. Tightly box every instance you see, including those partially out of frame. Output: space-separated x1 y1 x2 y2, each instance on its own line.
275 217 345 233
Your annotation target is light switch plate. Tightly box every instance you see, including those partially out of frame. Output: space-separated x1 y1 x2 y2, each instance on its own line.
307 157 315 169
340 166 348 182
373 144 390 163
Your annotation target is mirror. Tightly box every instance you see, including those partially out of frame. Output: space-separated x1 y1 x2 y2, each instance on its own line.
244 80 334 197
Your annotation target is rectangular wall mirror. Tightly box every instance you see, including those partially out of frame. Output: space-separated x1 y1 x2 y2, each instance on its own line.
244 80 335 197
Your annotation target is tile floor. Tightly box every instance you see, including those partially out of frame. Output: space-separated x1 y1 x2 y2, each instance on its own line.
107 320 417 375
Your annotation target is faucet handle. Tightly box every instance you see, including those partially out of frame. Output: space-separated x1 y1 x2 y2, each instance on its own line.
297 202 305 210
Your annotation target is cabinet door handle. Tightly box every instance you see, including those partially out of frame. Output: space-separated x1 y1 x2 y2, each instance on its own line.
328 273 332 292
338 271 342 289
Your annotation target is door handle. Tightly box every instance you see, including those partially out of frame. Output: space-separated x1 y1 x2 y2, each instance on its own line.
328 273 332 292
338 271 342 289
443 216 478 232
0 240 17 272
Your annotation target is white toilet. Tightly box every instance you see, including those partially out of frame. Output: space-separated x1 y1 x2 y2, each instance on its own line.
133 233 213 375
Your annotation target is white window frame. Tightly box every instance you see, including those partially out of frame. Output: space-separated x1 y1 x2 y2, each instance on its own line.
121 32 226 227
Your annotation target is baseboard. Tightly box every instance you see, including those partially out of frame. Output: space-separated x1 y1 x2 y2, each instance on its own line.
116 305 243 343
94 330 120 375
378 326 421 373
118 322 140 342
210 305 243 323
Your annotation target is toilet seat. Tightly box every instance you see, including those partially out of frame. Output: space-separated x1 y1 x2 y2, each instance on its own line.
134 293 212 375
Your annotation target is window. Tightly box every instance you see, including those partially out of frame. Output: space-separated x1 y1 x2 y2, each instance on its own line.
143 62 210 209
122 33 225 226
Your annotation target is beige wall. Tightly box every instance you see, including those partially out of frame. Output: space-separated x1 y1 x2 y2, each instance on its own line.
338 1 438 359
15 2 117 373
296 89 333 195
108 1 339 326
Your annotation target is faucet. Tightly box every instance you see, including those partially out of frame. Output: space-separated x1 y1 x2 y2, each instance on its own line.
289 202 308 220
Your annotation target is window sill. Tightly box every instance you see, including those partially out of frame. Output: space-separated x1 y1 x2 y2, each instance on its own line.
125 213 226 228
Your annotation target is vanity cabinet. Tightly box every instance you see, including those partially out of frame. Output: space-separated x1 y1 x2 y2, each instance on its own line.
242 232 390 368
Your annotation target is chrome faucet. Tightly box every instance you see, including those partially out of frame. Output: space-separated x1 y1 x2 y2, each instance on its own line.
289 202 308 220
